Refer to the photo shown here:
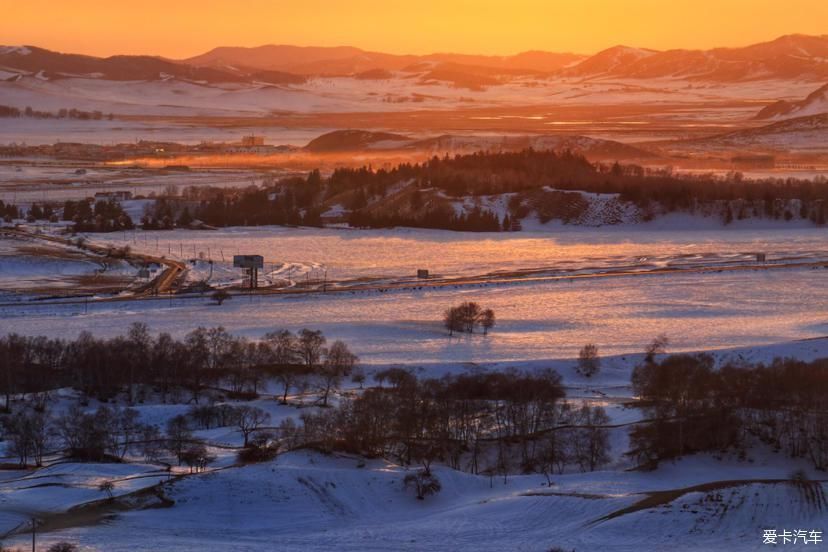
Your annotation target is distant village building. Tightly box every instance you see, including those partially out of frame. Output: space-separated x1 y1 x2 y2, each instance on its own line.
94 191 133 201
223 135 281 154
241 135 265 147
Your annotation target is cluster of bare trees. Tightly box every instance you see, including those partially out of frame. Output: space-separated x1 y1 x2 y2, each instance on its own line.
291 368 611 481
0 325 358 409
1 399 284 469
629 354 828 470
443 302 496 336
2 404 162 467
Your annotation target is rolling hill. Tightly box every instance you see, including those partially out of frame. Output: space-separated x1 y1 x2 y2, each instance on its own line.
755 83 828 120
0 45 305 85
563 34 828 81
183 45 584 76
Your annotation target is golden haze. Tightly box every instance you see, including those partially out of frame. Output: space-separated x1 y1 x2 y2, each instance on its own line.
2 0 827 58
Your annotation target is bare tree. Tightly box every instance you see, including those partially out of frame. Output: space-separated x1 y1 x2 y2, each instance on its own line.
264 330 303 403
3 409 54 467
180 442 215 473
166 415 193 465
443 307 464 336
317 341 358 406
572 405 611 472
297 329 326 371
577 344 601 378
403 470 442 500
98 480 115 500
644 334 670 364
127 322 151 404
480 309 496 335
236 406 272 447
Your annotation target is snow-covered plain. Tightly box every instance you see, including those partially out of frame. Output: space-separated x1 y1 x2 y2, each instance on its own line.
2 337 828 551
0 74 815 120
9 451 822 552
84 222 828 282
5 221 828 364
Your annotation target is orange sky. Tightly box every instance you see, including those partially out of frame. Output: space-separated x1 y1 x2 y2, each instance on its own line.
2 0 827 58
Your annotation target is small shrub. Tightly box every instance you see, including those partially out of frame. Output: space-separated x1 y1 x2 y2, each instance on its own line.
47 543 79 552
211 289 230 305
403 469 442 500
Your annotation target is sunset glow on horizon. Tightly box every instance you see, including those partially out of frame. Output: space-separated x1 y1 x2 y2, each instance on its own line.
2 0 827 58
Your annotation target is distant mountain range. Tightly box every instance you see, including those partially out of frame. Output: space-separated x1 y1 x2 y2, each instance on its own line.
184 45 583 76
562 35 828 81
0 45 305 85
3 34 828 85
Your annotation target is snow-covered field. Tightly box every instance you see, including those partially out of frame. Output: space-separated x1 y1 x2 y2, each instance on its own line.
3 222 828 363
5 264 828 364
0 236 138 298
0 74 813 121
3 223 828 551
2 338 827 551
0 164 275 204
84 222 828 282
10 451 821 552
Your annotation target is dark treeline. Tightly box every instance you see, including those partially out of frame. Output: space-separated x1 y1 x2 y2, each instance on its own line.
141 150 828 233
0 326 356 468
0 199 21 222
61 199 134 231
0 325 357 408
9 198 134 231
630 354 828 471
0 104 114 120
296 367 611 480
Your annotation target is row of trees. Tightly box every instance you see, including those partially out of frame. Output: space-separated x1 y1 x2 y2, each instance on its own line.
3 198 135 230
1 401 229 470
0 104 114 120
66 150 828 234
0 200 20 222
62 199 134 232
293 367 611 480
0 325 359 408
629 354 828 471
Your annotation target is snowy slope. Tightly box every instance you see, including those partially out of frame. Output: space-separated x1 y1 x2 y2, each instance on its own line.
755 83 828 120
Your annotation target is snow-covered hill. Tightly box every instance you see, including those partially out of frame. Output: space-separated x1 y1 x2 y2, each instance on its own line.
662 113 828 153
755 83 828 120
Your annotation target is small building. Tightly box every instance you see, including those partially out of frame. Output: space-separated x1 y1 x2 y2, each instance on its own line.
241 135 265 147
756 253 767 263
234 255 264 289
94 191 133 201
417 269 430 279
233 255 264 269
